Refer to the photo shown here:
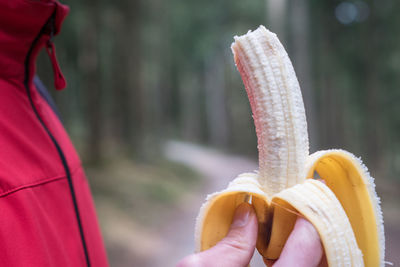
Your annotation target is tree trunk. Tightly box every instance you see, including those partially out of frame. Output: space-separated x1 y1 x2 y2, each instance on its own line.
80 1 102 163
204 53 229 147
287 0 318 151
111 1 143 156
267 0 287 43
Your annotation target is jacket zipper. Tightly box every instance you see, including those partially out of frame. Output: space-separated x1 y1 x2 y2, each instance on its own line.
23 9 91 267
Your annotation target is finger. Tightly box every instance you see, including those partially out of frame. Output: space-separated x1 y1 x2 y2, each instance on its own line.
272 217 323 267
177 202 258 267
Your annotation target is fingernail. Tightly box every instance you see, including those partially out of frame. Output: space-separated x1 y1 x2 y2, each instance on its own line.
231 203 252 228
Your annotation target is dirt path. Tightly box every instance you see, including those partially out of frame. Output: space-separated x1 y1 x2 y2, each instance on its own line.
157 141 264 266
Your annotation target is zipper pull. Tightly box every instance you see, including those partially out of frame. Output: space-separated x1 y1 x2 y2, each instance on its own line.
46 40 67 90
45 14 66 91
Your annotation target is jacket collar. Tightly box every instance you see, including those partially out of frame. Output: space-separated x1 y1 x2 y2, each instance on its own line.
0 0 69 84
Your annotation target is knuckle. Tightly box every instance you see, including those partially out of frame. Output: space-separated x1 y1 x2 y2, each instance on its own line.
220 237 250 254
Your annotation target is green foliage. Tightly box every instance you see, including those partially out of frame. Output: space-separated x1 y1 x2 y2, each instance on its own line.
37 0 400 180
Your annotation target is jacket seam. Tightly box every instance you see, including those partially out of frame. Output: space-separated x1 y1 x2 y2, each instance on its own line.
0 165 81 199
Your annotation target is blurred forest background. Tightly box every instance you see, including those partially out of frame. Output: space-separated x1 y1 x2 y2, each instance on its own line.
37 0 400 266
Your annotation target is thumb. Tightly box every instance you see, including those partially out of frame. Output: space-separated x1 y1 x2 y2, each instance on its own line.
265 217 324 267
177 202 258 267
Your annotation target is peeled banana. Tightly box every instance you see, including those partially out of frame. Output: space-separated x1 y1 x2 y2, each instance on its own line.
194 26 384 266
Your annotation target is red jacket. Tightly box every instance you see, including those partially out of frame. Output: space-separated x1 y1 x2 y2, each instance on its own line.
0 1 108 266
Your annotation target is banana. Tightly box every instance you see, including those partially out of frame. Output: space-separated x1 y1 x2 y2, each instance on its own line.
194 26 384 266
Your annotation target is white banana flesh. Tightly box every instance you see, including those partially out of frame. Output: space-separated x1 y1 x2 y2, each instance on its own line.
232 28 309 196
194 25 385 266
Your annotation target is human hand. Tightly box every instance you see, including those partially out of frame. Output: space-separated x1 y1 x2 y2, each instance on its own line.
177 203 324 267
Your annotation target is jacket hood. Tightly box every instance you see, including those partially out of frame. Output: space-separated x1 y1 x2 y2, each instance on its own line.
0 0 69 80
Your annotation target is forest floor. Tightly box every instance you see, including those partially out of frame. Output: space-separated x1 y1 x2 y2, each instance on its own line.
88 141 400 267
